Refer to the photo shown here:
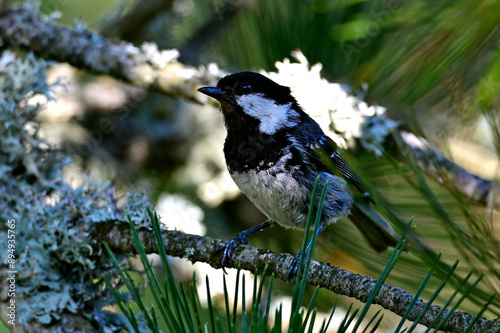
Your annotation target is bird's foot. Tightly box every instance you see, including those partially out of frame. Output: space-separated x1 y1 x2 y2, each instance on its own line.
286 225 324 281
217 233 250 272
216 221 273 273
286 249 308 281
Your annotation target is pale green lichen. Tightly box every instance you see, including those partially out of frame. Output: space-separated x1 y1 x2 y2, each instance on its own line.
0 49 151 330
184 247 195 259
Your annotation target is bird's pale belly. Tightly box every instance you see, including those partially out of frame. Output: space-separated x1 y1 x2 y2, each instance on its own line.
230 169 354 229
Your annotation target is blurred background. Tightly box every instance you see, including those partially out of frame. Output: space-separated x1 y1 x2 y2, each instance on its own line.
8 0 500 330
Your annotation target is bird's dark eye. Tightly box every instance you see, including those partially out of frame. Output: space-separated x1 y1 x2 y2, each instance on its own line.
240 84 252 94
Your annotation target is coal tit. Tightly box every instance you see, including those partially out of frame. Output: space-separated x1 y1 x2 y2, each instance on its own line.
198 72 400 274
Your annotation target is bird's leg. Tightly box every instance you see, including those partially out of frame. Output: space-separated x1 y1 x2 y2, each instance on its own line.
286 225 325 281
218 220 274 270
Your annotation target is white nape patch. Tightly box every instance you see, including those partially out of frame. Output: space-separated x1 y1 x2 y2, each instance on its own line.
236 93 299 135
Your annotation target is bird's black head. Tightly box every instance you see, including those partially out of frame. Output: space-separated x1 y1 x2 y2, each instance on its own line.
198 72 304 135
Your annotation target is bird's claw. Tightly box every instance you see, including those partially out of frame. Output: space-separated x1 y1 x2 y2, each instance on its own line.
217 233 250 273
286 249 307 281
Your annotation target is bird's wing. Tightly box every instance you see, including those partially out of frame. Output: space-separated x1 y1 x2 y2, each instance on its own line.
307 136 373 202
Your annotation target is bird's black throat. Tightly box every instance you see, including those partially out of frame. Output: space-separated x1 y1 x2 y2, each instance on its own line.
224 128 289 173
218 96 306 174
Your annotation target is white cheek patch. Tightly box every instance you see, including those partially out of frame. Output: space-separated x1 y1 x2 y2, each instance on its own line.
236 93 299 134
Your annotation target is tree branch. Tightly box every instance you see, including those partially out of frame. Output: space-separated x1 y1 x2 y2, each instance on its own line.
0 8 224 103
393 131 499 207
92 221 499 333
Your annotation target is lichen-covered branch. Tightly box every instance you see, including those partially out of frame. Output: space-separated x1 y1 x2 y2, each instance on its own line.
0 7 224 103
394 131 500 207
94 221 499 333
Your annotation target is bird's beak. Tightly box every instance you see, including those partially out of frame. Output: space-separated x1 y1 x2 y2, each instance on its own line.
198 87 228 101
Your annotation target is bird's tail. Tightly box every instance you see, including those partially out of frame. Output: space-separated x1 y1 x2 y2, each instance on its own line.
349 200 400 253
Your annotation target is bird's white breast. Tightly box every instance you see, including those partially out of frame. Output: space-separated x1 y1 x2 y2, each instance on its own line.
229 151 307 228
228 150 353 230
230 170 310 229
227 137 354 230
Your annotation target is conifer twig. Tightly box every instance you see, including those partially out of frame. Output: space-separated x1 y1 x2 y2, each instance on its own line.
92 221 499 333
